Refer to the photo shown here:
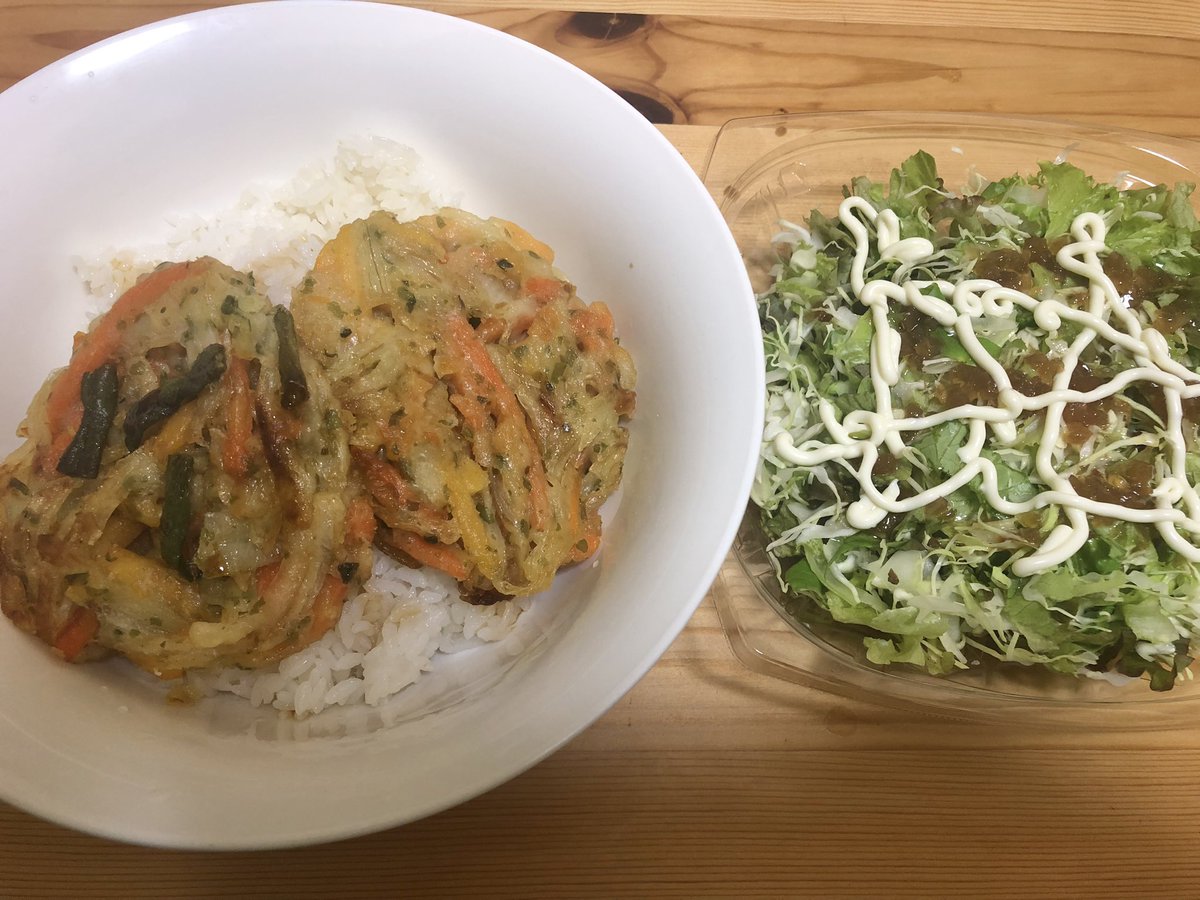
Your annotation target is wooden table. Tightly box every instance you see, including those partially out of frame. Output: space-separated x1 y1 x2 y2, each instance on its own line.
3 1 1200 897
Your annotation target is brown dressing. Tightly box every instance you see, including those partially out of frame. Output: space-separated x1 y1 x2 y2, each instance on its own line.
1005 351 1060 398
972 248 1033 292
1061 362 1121 447
872 451 903 477
1142 385 1200 426
937 364 998 407
1070 459 1155 510
1023 236 1072 279
893 254 1194 452
1102 254 1183 312
891 304 944 367
1151 285 1198 336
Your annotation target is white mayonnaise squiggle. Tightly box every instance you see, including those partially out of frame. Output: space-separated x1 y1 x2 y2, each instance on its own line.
772 198 1200 576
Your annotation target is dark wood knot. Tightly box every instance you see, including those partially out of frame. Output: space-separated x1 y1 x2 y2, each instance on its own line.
616 90 677 125
566 12 648 42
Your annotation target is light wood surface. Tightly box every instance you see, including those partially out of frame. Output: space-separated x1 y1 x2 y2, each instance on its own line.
3 2 1200 898
5 1 1200 134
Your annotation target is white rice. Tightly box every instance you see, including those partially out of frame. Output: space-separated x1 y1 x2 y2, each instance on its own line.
75 137 527 718
189 558 529 718
75 135 458 307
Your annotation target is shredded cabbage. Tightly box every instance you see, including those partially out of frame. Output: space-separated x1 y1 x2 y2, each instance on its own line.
755 152 1200 689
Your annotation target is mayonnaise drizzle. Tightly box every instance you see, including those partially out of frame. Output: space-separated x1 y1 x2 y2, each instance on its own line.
772 196 1200 576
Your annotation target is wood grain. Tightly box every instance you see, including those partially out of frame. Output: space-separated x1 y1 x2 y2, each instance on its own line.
2 3 1200 897
443 10 1200 136
5 744 1200 899
412 0 1200 38
3 2 1199 137
3 0 1194 38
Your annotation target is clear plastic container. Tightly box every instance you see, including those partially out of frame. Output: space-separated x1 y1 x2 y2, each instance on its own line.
704 111 1200 726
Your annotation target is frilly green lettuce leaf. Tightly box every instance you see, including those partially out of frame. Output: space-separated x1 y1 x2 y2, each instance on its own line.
755 152 1200 690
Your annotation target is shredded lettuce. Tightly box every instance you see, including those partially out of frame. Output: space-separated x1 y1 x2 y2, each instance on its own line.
755 153 1200 690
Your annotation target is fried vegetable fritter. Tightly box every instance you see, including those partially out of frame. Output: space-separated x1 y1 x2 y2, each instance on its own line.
291 209 635 599
0 259 374 676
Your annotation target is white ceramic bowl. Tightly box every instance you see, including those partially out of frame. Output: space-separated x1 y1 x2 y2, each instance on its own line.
0 1 761 848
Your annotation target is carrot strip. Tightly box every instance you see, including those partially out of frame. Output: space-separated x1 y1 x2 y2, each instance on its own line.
474 317 506 343
587 301 614 332
303 574 349 642
352 448 422 508
388 529 468 581
561 462 600 562
252 563 348 650
564 464 583 539
255 560 282 597
571 302 616 353
444 314 522 418
345 497 378 543
352 448 449 535
524 276 563 305
53 606 99 662
571 517 602 563
443 313 551 530
222 356 253 479
252 558 299 635
43 260 211 468
145 404 197 462
449 392 491 437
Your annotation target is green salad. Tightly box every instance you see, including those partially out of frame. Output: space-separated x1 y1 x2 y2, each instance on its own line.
754 151 1200 689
